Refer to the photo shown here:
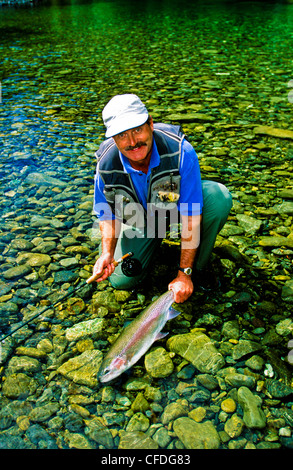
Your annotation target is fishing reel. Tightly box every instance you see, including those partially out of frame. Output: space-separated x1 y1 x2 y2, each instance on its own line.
121 253 142 277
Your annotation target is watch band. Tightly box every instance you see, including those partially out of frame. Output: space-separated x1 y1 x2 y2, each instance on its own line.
178 267 192 276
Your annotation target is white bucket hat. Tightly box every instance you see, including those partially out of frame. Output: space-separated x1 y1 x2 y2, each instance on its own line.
102 94 149 138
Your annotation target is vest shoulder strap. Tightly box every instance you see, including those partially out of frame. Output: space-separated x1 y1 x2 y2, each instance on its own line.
96 123 184 181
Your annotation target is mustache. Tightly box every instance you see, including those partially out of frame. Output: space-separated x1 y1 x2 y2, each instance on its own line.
125 142 147 151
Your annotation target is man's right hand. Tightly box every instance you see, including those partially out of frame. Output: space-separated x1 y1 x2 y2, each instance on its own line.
92 252 116 282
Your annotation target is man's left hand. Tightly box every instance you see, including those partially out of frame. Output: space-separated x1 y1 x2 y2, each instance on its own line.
168 271 194 303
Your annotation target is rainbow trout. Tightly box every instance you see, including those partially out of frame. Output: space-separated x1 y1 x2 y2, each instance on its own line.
98 290 180 383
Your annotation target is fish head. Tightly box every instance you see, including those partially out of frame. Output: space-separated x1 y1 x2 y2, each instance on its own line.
98 354 128 383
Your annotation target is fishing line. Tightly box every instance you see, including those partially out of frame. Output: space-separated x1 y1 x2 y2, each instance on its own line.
0 251 138 344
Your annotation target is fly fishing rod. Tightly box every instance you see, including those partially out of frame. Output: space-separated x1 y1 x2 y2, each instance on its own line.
0 252 138 344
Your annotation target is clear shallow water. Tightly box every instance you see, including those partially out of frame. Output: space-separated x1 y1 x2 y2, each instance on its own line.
1 0 293 144
0 0 293 451
1 0 293 226
0 1 292 183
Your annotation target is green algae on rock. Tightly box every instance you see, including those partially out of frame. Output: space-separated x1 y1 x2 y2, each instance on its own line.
167 331 225 374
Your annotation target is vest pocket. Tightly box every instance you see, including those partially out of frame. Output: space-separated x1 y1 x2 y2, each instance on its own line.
150 173 181 208
103 187 145 227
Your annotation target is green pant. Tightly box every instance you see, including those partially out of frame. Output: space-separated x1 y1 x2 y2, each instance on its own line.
109 180 232 289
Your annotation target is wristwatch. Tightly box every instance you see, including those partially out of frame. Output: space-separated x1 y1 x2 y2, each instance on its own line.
178 267 193 276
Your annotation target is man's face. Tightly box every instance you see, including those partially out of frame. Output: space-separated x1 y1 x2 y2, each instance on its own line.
113 117 154 166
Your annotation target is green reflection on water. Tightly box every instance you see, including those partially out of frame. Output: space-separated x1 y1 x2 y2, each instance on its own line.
1 0 293 188
1 0 293 110
0 0 293 451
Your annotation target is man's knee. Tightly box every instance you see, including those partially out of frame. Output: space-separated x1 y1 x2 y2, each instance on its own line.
202 180 232 220
217 182 233 216
109 272 141 290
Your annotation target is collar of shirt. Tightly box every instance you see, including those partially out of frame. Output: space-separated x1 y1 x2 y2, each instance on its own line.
118 138 160 209
119 138 160 176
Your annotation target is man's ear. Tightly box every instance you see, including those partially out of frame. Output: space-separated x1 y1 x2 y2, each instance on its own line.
148 115 154 131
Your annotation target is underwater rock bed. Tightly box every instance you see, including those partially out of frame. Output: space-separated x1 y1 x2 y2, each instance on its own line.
0 0 293 450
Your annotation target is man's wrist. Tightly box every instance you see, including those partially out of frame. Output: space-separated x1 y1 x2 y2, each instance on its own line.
178 267 193 276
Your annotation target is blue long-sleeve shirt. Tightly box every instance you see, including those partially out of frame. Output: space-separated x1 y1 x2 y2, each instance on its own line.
94 137 203 220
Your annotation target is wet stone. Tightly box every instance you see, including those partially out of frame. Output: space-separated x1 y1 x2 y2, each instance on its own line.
2 373 38 399
152 426 171 448
24 172 67 187
84 416 114 448
237 386 266 429
224 414 244 438
0 282 12 296
131 392 150 413
281 280 293 303
126 412 149 432
224 372 256 389
65 318 104 342
118 431 159 450
236 214 263 235
265 380 293 399
275 318 293 336
166 331 225 374
16 253 51 267
29 403 60 423
53 270 79 284
221 398 237 413
232 340 262 361
0 433 34 449
144 347 174 378
7 356 41 375
10 239 34 251
3 264 32 280
188 406 207 422
259 236 293 248
64 430 95 449
245 355 265 372
57 350 103 387
92 291 121 313
161 401 188 425
173 417 220 449
221 320 240 340
1 0 293 452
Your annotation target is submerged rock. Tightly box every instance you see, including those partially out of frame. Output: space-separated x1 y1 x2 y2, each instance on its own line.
237 386 266 429
265 379 293 398
232 339 262 361
118 431 158 449
84 416 114 448
57 350 103 387
3 264 32 279
161 401 188 425
1 1 293 451
144 347 174 378
173 417 220 449
236 214 263 235
2 373 38 399
281 280 293 303
65 318 104 342
167 331 225 374
253 125 293 140
24 172 67 187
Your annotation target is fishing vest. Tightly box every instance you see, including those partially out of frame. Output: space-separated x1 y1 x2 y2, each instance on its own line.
95 123 185 225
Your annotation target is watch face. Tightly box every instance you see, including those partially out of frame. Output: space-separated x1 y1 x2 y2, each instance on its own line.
179 267 192 275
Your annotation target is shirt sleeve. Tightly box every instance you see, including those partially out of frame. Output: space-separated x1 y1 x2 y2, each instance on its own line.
178 139 203 216
93 173 115 220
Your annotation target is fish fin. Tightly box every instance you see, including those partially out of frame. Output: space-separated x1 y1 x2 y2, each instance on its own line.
112 356 127 370
168 306 181 320
155 331 169 341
